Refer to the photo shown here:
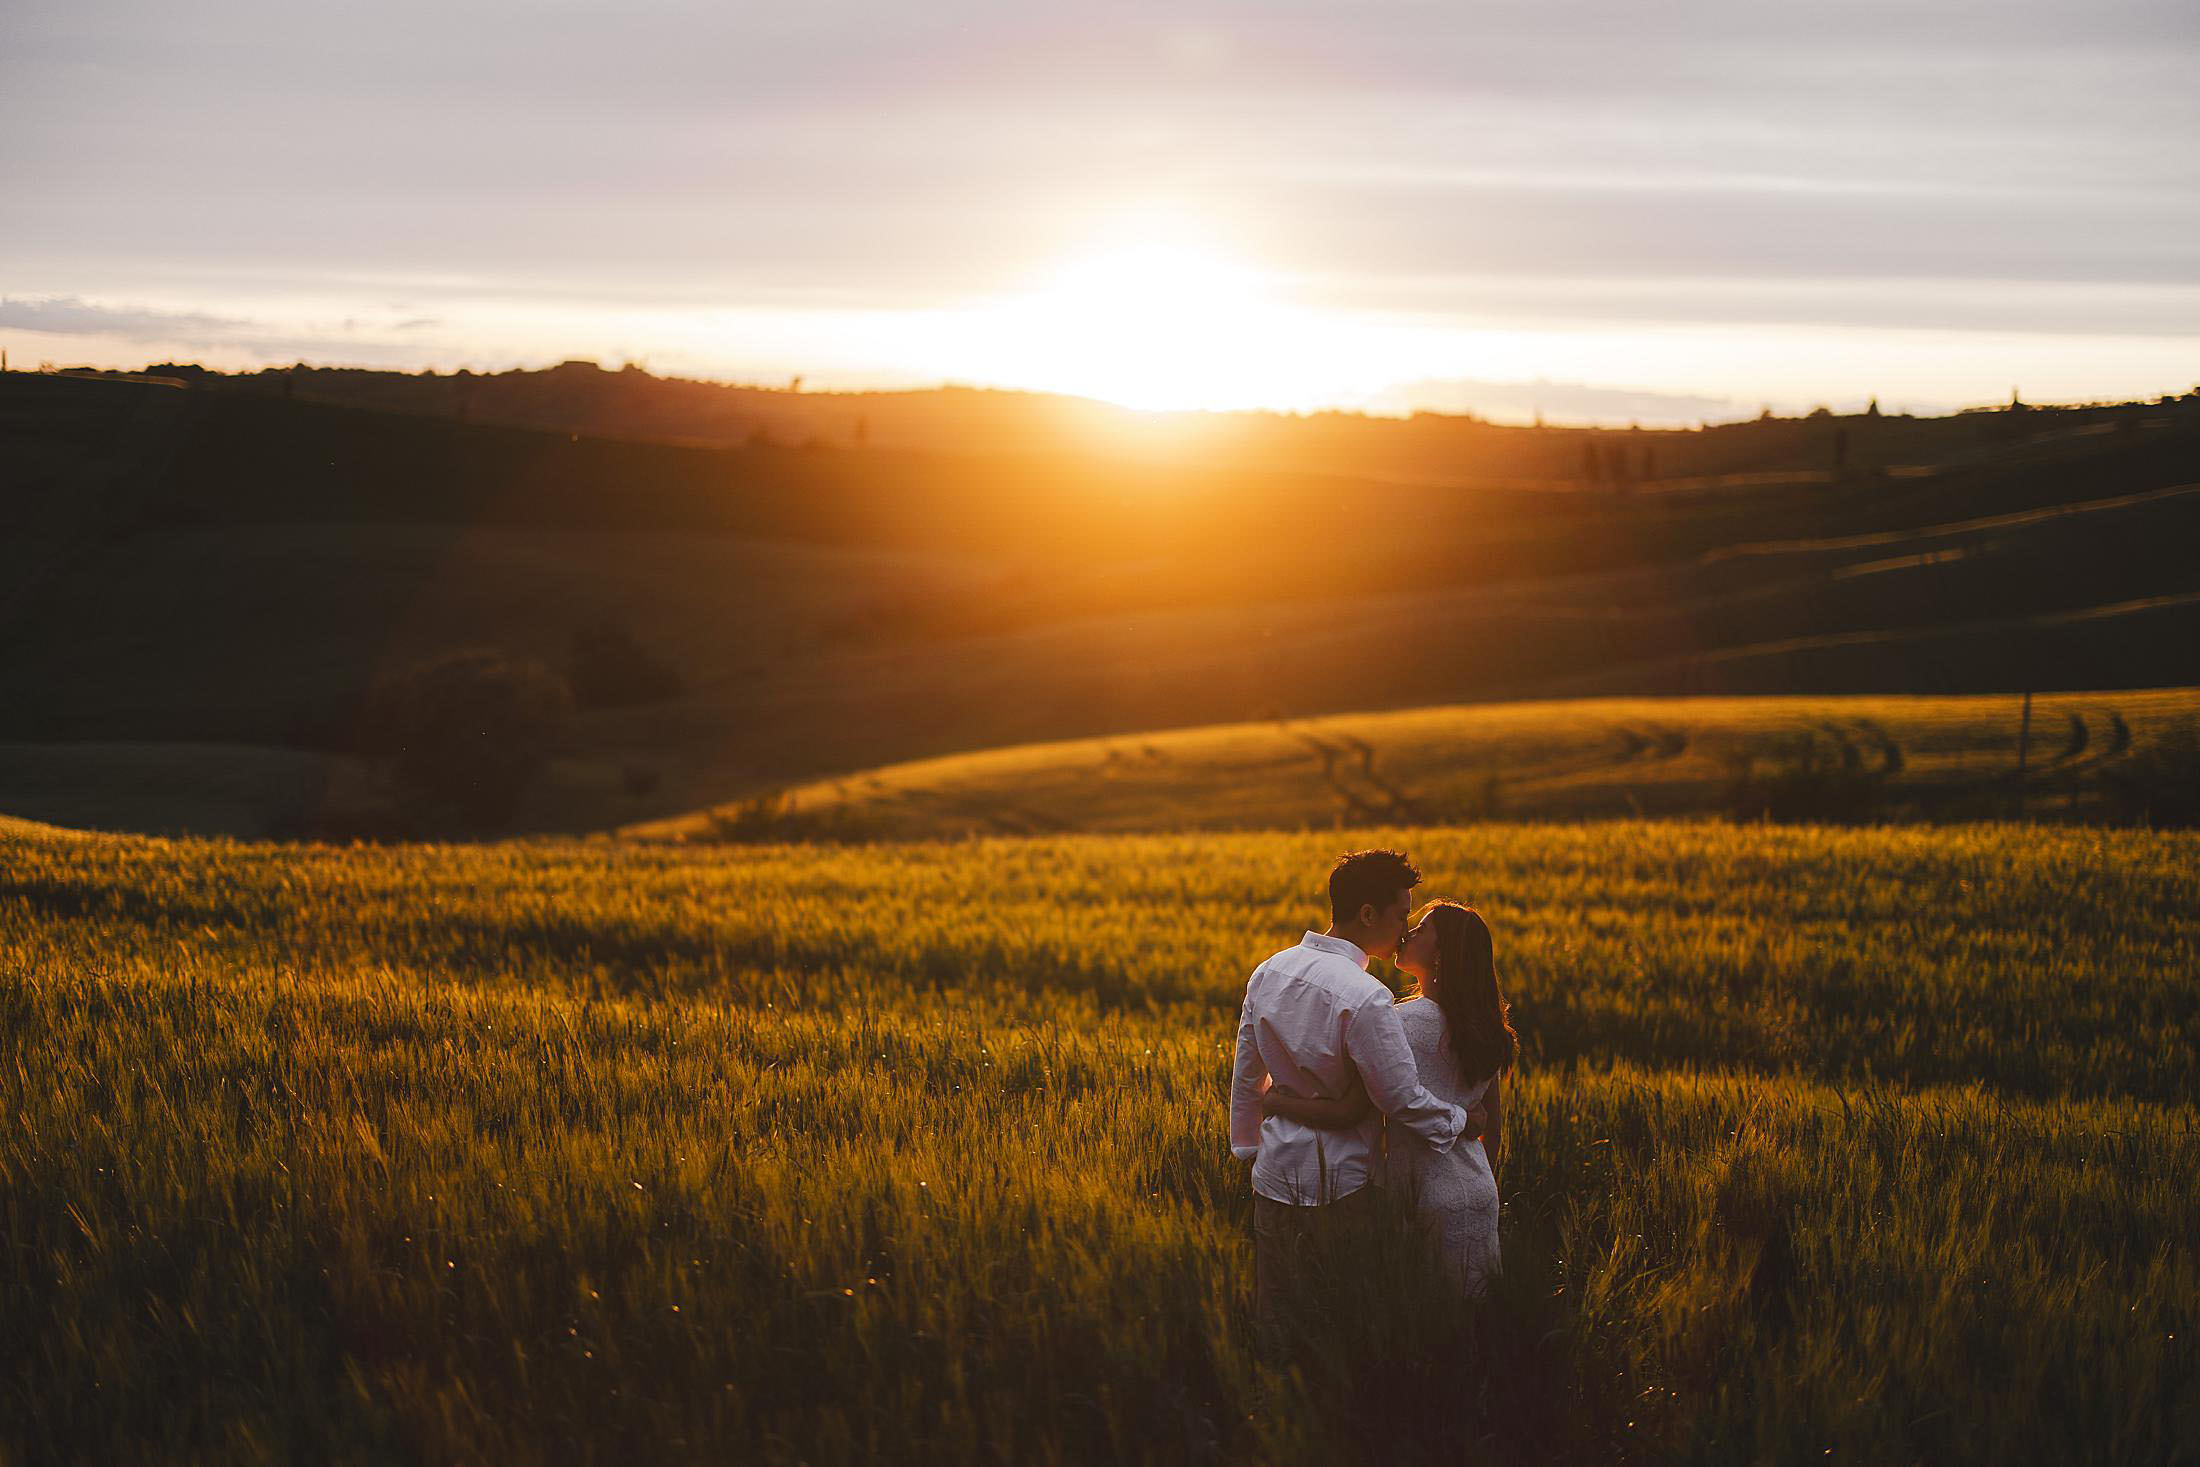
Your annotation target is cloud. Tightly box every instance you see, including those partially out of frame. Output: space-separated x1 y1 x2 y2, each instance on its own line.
0 296 249 340
7 0 2192 306
0 295 467 369
3 0 2193 403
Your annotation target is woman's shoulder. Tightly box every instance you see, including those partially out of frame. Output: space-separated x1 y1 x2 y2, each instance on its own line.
1395 995 1443 1030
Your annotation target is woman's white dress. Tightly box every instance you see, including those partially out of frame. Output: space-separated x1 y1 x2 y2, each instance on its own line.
1382 997 1501 1294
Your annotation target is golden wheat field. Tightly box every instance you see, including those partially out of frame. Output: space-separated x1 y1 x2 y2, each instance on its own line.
637 689 2200 841
5 814 2196 1464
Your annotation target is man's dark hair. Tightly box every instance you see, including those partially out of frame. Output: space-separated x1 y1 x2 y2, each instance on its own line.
1329 848 1421 925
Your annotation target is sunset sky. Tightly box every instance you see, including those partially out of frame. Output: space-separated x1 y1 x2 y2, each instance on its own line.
4 0 2196 423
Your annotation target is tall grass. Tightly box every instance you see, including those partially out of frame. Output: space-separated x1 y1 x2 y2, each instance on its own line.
3 818 2195 1463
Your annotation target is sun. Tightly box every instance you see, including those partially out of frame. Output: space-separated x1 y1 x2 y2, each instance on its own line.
955 239 1316 413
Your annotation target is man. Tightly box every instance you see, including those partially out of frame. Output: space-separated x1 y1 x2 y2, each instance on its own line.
1229 848 1485 1359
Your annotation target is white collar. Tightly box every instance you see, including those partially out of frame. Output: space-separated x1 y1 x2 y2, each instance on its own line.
1301 930 1371 970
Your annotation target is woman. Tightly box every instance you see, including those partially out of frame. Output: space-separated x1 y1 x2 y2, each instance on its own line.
1262 900 1517 1293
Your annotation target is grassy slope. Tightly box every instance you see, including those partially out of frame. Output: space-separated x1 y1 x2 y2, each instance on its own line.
4 820 2196 1464
634 688 2200 838
0 742 373 839
4 373 2197 839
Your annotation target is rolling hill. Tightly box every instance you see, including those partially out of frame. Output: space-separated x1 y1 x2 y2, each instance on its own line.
630 688 2200 840
3 367 2196 837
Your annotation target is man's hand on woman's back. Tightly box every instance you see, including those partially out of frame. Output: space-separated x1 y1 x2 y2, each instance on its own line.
1259 1066 1374 1129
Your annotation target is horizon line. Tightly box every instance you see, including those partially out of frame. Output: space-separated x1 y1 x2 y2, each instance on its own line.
17 353 2195 434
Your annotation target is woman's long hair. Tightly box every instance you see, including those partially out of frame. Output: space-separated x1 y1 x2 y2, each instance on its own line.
1418 901 1517 1086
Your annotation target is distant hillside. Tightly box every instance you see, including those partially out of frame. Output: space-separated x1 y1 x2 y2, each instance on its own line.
632 689 2200 840
106 357 2200 486
2 367 2196 838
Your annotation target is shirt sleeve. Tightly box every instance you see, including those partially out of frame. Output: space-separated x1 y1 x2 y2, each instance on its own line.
1344 994 1465 1154
1228 995 1268 1162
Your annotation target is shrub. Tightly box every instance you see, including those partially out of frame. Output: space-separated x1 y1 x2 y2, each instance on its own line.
704 791 796 841
368 649 572 829
700 790 862 843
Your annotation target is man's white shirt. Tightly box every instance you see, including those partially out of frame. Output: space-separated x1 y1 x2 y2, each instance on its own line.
1230 930 1468 1206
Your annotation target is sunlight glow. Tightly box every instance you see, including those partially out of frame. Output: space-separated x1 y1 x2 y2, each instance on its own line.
53 264 2200 429
950 241 1336 412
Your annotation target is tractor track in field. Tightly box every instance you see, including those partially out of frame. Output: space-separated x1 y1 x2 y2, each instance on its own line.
2043 708 2134 778
2005 706 2140 815
1283 727 1431 824
2044 711 2089 766
1339 733 1435 823
1504 720 1693 796
1802 719 1907 779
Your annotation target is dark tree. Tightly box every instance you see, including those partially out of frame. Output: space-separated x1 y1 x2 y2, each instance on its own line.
368 650 572 829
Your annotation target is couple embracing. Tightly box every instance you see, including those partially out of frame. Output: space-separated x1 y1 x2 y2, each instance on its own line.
1229 849 1518 1356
